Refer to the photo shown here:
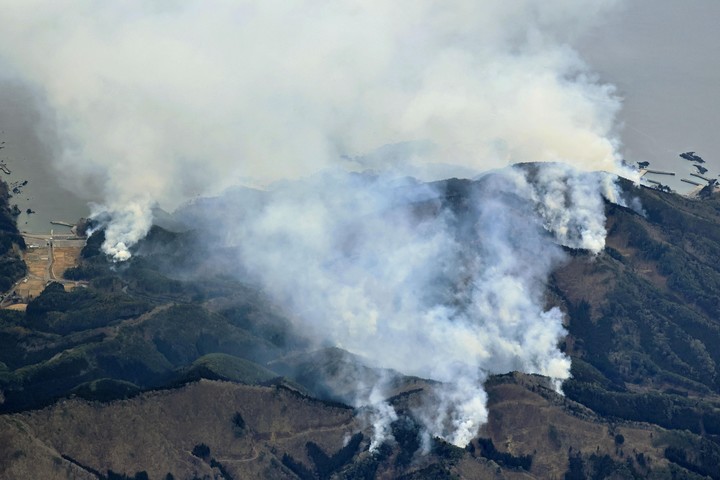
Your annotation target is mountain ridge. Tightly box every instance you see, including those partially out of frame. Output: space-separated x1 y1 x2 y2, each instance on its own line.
3 175 720 478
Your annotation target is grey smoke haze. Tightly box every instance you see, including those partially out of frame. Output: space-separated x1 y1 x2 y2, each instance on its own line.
0 1 636 446
0 0 626 259
0 78 91 232
577 0 720 190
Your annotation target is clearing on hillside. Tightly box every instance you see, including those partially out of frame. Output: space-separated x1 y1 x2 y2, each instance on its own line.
1 234 86 310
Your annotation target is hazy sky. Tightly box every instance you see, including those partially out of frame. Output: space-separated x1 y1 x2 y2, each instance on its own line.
0 79 90 232
578 0 720 189
1 0 719 232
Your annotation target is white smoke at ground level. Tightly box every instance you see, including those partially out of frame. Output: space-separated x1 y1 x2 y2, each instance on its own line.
206 164 614 447
88 197 155 262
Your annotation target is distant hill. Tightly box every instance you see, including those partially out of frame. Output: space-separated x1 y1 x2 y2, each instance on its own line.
4 175 720 478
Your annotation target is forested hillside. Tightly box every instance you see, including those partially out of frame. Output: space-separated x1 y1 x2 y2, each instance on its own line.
0 179 26 291
558 181 720 440
3 178 720 478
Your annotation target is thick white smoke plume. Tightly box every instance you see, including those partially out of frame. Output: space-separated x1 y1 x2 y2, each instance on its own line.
212 165 617 447
0 0 623 259
0 1 632 446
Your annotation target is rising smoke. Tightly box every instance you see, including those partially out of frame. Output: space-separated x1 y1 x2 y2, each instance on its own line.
203 165 623 447
0 0 625 258
0 0 633 446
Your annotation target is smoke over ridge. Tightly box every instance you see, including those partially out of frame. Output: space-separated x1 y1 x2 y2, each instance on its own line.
0 0 626 259
0 1 634 446
208 164 621 447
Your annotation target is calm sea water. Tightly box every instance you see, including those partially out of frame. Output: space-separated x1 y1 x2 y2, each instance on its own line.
2 162 89 234
0 81 90 234
577 0 720 193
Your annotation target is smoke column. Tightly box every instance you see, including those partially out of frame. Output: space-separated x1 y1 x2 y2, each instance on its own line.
0 0 624 258
205 164 624 447
0 1 633 445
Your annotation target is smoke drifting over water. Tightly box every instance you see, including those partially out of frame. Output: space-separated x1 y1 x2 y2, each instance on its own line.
0 1 633 446
0 0 625 259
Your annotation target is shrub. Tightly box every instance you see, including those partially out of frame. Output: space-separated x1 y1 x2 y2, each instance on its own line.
191 443 211 460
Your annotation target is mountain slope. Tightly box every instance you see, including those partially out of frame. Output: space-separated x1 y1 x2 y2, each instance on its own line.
556 182 720 442
1 376 714 479
5 176 720 478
